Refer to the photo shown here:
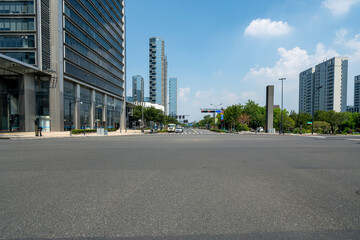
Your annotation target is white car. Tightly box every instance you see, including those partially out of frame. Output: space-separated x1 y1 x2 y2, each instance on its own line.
175 126 183 133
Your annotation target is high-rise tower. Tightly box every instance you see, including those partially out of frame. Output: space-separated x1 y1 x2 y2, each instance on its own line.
169 77 177 117
132 75 144 103
299 57 348 114
149 37 167 113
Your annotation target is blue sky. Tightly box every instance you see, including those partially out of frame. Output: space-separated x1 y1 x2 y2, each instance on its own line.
125 0 360 121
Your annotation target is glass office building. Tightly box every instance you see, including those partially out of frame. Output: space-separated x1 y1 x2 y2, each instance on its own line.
132 75 144 103
169 77 177 117
0 0 125 132
149 37 167 114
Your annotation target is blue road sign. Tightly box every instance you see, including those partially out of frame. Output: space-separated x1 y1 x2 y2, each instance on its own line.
215 110 222 113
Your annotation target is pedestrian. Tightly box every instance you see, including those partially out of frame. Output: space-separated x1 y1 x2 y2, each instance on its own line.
38 127 43 137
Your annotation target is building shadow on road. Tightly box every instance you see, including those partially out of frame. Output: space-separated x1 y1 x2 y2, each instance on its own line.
8 230 360 240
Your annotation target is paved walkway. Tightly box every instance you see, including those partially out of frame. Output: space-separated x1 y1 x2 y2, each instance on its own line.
0 129 144 139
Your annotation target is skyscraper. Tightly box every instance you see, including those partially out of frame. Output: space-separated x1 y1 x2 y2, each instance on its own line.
354 75 360 112
0 0 125 132
169 77 177 117
132 75 144 102
149 37 167 114
299 57 348 114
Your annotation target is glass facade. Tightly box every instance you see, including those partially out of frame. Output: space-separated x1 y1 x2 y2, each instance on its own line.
169 78 177 117
80 86 91 129
0 1 34 14
132 75 144 102
0 35 35 48
0 0 37 66
0 75 20 131
63 81 76 131
0 52 35 64
63 0 125 98
35 79 49 116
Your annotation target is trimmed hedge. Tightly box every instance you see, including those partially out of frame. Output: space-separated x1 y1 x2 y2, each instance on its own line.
71 128 118 134
210 129 226 133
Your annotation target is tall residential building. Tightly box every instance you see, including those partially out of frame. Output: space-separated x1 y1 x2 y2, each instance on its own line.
299 67 315 115
169 77 177 117
132 75 144 102
149 37 167 114
299 57 348 114
0 0 125 132
355 75 360 112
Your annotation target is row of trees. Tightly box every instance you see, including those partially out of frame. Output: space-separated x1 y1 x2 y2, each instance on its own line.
131 106 179 128
197 100 360 134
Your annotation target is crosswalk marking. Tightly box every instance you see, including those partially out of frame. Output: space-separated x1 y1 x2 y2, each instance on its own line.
157 132 218 135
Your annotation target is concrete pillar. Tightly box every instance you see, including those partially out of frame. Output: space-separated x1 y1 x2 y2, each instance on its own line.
90 90 95 128
49 0 64 131
120 100 125 132
22 74 36 132
75 84 81 129
266 85 274 133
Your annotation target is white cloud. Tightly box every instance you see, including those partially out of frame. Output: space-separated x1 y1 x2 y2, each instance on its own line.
179 87 191 102
244 18 293 38
335 29 360 60
195 89 215 100
322 0 360 16
244 44 338 110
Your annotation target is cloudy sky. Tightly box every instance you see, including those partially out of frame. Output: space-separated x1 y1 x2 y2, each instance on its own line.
126 0 360 121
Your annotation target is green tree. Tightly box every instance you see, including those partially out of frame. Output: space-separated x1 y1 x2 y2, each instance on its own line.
243 100 265 129
224 104 242 130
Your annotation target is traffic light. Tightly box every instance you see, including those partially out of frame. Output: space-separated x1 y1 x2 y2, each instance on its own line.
9 114 14 122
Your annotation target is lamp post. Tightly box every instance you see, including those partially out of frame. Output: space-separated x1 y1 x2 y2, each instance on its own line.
279 78 286 135
141 101 144 133
69 100 82 133
312 85 323 135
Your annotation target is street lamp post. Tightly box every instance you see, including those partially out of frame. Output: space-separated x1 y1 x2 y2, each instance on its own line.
312 85 323 135
141 101 144 133
69 100 82 133
279 78 286 135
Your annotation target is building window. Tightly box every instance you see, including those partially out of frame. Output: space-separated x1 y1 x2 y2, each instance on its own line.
0 35 35 48
0 52 35 64
0 18 35 31
35 79 49 116
0 1 35 14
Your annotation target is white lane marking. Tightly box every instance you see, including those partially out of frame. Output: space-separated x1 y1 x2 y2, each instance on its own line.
346 138 360 141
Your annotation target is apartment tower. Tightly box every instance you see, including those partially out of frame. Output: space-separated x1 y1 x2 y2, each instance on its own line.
149 37 167 114
169 77 177 117
299 57 348 115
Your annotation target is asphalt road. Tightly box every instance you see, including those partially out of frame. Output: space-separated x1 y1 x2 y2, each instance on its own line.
1 132 360 240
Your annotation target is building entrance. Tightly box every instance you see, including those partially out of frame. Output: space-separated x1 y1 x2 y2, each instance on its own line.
0 75 21 132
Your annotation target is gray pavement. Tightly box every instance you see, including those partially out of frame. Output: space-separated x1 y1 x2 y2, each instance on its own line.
0 133 360 239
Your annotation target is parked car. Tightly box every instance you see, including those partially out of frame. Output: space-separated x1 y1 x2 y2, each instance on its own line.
175 126 183 133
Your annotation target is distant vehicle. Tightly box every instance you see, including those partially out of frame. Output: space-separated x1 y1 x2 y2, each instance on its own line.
175 126 183 133
256 127 264 132
168 124 176 132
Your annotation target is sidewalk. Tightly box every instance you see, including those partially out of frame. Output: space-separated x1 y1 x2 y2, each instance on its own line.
0 129 144 139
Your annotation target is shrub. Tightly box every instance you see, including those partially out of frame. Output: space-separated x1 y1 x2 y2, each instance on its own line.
237 123 250 132
313 121 330 134
71 129 97 134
